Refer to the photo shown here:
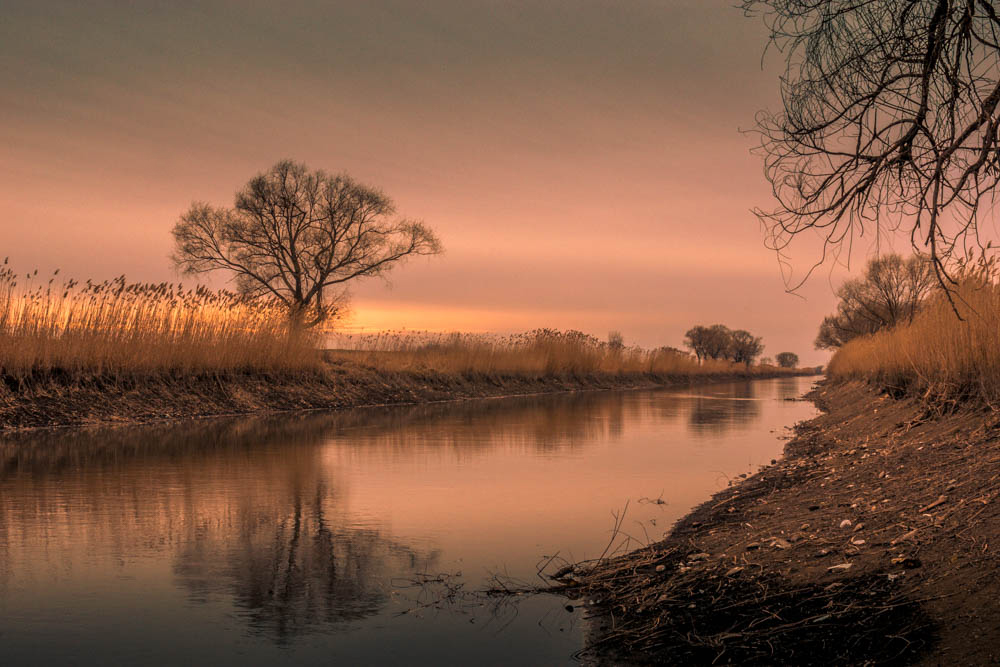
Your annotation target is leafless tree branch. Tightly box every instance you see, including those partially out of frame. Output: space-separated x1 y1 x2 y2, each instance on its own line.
172 161 443 328
744 0 1000 290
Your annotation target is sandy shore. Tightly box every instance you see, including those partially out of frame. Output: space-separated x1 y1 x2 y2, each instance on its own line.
562 380 1000 665
0 361 814 431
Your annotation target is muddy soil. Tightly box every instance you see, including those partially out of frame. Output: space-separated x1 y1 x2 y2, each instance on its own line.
564 380 1000 665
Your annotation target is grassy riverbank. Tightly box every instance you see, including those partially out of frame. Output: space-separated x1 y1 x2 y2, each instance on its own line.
559 380 1000 664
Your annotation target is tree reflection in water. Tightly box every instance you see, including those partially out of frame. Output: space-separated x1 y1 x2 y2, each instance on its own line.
775 376 802 401
174 482 438 642
686 382 762 435
0 391 638 642
0 380 805 647
0 414 442 641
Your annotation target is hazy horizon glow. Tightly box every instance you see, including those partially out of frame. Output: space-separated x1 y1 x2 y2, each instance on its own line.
0 0 879 364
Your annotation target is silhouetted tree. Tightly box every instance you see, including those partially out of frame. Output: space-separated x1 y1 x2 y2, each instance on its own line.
607 330 625 351
683 326 710 363
172 160 442 328
683 326 705 362
744 0 1000 283
815 254 935 349
704 325 734 360
730 330 764 367
684 324 733 362
775 352 799 368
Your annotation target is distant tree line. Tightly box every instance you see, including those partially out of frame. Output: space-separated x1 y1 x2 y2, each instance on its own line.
682 258 939 367
683 325 766 367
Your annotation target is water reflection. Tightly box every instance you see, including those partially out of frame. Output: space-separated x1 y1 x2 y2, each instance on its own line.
174 484 437 642
0 390 638 471
0 378 816 664
775 375 802 400
686 382 762 435
0 423 438 641
0 392 645 642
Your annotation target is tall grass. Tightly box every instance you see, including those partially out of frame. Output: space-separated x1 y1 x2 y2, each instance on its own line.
827 265 1000 408
0 263 804 382
0 266 317 377
326 329 789 377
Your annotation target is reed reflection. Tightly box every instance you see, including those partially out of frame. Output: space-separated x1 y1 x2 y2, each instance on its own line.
0 378 811 656
0 390 636 473
0 421 438 640
0 390 643 641
321 390 632 454
0 380 797 644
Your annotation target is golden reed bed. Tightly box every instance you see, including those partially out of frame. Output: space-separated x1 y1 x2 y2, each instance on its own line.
325 330 796 377
828 264 1000 409
0 267 316 376
0 265 800 381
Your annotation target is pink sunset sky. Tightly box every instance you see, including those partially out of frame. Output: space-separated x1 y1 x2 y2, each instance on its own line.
1 0 894 365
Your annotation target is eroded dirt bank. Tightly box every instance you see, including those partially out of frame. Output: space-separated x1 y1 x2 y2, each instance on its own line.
564 380 1000 665
0 361 812 431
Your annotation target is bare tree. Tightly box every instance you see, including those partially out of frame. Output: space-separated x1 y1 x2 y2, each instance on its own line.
815 254 936 349
775 351 799 368
705 325 734 360
743 1 1000 284
684 326 710 363
730 330 765 367
172 160 442 328
684 324 734 362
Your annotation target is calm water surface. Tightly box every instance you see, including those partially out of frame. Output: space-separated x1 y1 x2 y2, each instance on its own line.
0 377 817 665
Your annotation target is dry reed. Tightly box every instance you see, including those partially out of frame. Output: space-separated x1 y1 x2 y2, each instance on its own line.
326 329 789 377
0 263 803 383
0 265 318 377
827 264 1000 408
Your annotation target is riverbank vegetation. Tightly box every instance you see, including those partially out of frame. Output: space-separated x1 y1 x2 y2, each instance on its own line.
815 255 935 351
826 260 1000 410
0 264 813 429
0 259 807 383
0 266 318 377
327 329 793 377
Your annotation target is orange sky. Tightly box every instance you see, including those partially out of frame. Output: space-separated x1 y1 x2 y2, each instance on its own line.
0 0 882 365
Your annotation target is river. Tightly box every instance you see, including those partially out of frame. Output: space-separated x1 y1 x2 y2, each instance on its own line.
0 376 817 665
